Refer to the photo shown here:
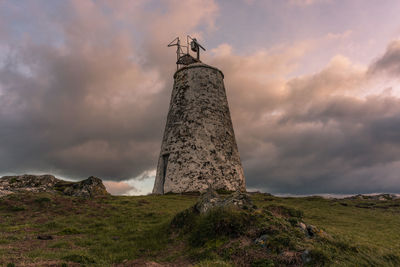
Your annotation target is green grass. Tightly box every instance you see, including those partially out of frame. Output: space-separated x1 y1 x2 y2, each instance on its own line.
0 192 399 266
252 194 400 266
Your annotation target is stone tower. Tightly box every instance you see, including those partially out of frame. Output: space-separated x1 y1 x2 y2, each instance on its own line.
152 61 245 194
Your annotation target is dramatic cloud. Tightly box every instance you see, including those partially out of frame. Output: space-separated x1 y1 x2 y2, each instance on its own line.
210 41 400 194
1 1 400 194
103 181 136 195
0 0 217 180
369 40 400 77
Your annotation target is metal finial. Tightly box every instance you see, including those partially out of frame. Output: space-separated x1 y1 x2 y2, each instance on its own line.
187 35 206 61
168 36 206 70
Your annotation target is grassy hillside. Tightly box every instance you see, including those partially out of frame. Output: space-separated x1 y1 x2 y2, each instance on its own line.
0 192 399 266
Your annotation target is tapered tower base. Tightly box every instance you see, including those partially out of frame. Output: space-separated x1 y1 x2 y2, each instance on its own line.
153 63 245 194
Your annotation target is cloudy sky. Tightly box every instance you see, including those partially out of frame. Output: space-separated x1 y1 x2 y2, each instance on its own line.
1 0 400 195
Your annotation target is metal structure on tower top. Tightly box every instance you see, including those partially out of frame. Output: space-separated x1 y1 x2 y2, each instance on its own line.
167 36 206 70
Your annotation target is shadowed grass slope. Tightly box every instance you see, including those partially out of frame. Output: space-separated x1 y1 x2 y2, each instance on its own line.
0 192 399 266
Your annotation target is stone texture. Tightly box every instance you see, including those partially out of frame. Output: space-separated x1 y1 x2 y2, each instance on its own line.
297 221 329 239
0 174 109 198
299 222 307 232
58 176 109 198
195 188 254 213
254 234 269 247
306 224 329 238
195 187 220 213
0 174 59 197
153 63 245 194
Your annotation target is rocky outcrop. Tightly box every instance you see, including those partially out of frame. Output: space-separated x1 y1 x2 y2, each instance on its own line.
0 174 59 197
195 187 254 213
0 174 109 198
170 190 329 266
56 176 109 198
298 222 329 239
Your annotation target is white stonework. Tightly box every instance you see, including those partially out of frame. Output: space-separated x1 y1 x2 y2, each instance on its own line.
152 63 245 194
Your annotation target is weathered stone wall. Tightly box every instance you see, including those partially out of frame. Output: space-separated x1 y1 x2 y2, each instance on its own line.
153 63 245 194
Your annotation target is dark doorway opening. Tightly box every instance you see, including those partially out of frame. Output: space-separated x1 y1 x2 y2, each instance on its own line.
161 153 169 194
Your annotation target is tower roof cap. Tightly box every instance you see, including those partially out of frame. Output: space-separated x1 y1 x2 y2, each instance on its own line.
174 62 224 79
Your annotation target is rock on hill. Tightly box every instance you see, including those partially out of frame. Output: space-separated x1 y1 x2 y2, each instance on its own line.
344 193 400 201
0 174 109 198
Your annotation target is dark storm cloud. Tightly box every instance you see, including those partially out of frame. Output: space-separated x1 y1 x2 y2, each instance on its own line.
255 98 400 194
369 40 400 76
0 1 166 180
2 0 400 194
0 0 218 181
210 45 400 194
0 41 165 179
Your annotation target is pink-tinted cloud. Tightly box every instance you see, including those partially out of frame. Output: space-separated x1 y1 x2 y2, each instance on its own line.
289 0 330 6
104 181 136 195
2 1 400 195
208 39 400 193
0 0 218 180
